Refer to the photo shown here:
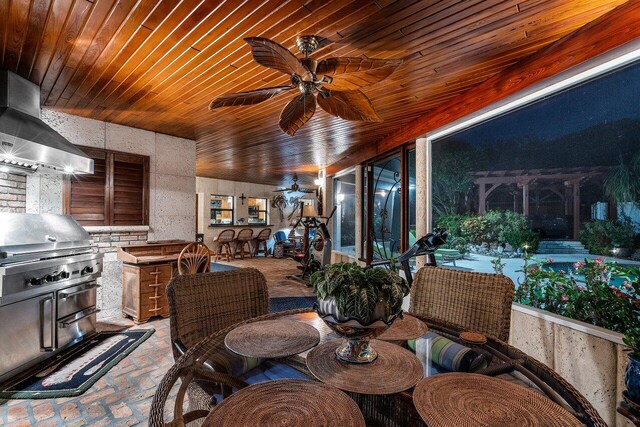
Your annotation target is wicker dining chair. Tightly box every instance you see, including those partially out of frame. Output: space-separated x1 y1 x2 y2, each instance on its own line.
409 266 515 341
166 268 269 417
166 268 269 359
233 228 253 259
214 229 235 262
252 228 271 257
177 242 211 275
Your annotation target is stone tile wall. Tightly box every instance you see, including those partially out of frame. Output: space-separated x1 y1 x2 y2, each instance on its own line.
0 172 27 213
510 305 631 426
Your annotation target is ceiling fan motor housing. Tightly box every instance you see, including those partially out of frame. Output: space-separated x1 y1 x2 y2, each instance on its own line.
296 35 320 56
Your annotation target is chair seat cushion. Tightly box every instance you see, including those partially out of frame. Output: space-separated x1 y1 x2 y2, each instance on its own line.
207 349 263 377
408 332 488 373
211 360 310 404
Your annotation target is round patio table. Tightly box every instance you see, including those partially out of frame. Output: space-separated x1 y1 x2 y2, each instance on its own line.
148 308 606 427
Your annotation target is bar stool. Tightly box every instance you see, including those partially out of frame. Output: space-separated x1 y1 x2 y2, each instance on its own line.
253 228 272 257
214 229 235 262
234 228 254 259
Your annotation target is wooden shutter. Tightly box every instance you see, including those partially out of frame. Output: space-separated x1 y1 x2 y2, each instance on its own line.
110 152 149 225
64 148 109 226
64 148 149 226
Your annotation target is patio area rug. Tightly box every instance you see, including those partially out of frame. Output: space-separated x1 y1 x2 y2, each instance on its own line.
0 329 154 399
269 296 317 312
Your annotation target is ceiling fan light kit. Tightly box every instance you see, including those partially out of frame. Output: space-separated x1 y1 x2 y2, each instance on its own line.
209 35 402 136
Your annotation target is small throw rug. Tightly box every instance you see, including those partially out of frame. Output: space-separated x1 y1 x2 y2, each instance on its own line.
0 329 154 399
269 296 317 313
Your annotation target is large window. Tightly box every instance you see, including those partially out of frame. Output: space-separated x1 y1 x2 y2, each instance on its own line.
334 172 356 256
248 197 268 224
430 59 640 285
63 147 149 226
210 195 234 226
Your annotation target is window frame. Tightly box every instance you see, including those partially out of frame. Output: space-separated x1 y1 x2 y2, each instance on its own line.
210 194 235 226
63 146 150 226
247 197 268 225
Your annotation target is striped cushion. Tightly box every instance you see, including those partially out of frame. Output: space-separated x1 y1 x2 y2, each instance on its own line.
409 332 487 373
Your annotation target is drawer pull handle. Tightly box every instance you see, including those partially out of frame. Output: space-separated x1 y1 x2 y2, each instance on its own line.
148 283 162 288
59 284 100 299
60 308 101 328
149 295 161 300
149 272 162 276
148 307 162 312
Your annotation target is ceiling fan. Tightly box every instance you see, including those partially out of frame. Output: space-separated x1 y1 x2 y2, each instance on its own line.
209 35 402 136
273 175 315 194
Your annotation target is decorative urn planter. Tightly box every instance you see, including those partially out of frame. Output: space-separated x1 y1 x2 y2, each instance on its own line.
315 297 401 363
626 353 640 404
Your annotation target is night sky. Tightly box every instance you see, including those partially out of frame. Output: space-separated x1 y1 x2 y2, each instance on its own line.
443 60 640 146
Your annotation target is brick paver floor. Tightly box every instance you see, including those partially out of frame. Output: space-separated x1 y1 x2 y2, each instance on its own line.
0 257 308 426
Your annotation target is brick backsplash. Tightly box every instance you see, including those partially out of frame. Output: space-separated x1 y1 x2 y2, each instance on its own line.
89 230 148 253
0 172 27 213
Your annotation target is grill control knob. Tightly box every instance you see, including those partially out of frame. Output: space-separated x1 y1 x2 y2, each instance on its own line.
45 274 60 282
27 277 42 286
59 271 70 279
81 266 94 275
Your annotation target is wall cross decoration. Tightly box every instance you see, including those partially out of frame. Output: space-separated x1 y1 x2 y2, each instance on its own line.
239 193 247 205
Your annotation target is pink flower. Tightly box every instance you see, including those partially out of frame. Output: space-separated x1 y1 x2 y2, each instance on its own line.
529 267 539 273
548 258 554 263
561 295 569 302
559 270 566 275
577 285 586 291
610 285 618 290
595 257 604 264
574 261 585 269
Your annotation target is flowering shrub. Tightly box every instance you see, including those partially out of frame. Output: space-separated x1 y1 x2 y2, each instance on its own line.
514 257 640 355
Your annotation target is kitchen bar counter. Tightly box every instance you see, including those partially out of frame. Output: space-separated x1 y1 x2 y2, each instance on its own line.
208 224 274 228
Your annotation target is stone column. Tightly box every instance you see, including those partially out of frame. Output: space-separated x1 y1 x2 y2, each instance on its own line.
416 136 429 269
355 164 363 261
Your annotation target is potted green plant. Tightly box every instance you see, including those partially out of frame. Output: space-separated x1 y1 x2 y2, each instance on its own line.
310 262 409 363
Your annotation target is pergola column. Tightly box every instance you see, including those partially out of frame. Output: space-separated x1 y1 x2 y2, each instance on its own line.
522 182 530 216
572 181 580 240
478 183 486 214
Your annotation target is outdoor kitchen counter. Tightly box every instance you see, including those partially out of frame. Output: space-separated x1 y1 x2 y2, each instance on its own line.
117 240 190 324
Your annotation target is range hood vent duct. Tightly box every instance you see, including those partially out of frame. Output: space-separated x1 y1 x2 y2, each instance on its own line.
0 70 93 175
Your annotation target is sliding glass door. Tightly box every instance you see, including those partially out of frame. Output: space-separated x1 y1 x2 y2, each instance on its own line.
363 146 416 264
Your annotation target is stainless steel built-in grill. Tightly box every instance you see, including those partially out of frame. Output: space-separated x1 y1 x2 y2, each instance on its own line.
0 213 103 382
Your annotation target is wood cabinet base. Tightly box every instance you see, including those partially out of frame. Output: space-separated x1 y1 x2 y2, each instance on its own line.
122 263 172 324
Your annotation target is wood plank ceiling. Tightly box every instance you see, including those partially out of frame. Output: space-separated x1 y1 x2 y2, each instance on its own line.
0 0 628 185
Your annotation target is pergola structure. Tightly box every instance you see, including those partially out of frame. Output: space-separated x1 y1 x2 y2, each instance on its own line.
474 167 610 239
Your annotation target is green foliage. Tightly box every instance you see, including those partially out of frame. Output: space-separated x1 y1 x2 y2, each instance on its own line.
310 263 408 323
505 230 540 252
436 214 468 237
460 215 489 245
579 219 637 255
432 144 480 217
483 210 529 244
514 257 640 355
604 152 640 204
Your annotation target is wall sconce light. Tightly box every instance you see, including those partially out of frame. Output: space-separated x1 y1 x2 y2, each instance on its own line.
314 178 322 186
336 193 345 203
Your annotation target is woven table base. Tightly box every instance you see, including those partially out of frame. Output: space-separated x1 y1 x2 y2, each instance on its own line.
413 373 583 427
224 319 320 358
377 313 429 341
202 379 365 427
306 339 424 395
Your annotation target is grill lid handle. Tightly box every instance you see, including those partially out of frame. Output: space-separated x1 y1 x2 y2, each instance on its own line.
45 235 57 242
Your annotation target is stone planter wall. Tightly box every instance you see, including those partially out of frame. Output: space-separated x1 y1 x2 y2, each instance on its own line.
510 303 631 426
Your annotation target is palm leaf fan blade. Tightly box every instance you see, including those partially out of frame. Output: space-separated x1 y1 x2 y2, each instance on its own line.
317 90 381 122
279 94 316 136
244 37 310 78
209 86 292 109
317 57 402 91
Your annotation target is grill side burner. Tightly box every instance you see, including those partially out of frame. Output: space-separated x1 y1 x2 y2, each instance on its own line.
0 213 103 383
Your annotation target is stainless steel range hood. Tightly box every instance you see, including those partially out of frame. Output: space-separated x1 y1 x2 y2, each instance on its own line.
0 70 93 174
